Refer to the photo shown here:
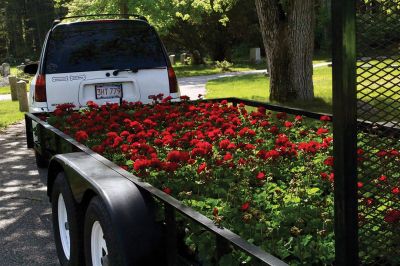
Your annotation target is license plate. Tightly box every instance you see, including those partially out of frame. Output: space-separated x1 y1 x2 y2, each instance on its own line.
95 83 123 99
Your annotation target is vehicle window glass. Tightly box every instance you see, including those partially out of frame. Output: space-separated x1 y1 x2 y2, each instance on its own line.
45 21 166 74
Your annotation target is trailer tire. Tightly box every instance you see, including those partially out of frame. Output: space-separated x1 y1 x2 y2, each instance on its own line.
35 150 47 168
84 196 124 266
51 172 84 266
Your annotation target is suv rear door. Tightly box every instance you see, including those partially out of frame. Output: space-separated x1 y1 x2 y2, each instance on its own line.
44 20 169 111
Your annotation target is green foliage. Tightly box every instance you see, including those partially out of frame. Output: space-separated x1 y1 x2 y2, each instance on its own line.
215 60 233 71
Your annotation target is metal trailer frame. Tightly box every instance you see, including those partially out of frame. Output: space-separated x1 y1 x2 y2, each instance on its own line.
26 94 399 264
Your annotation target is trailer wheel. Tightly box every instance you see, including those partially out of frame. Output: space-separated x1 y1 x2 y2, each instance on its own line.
35 150 47 168
84 197 124 266
51 172 84 265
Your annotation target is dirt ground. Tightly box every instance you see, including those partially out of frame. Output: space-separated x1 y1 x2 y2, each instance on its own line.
0 121 59 265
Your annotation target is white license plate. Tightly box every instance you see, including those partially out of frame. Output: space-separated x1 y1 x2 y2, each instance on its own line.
95 83 123 99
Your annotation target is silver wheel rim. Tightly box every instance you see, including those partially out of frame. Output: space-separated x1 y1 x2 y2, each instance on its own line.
57 194 70 259
91 221 108 266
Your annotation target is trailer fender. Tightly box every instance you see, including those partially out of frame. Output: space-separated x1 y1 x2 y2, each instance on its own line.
47 152 160 265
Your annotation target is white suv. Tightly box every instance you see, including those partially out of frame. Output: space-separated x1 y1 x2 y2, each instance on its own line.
24 16 180 112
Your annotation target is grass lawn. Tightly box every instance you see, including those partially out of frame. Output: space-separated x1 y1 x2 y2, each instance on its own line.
206 66 333 113
174 58 332 78
206 61 400 120
174 61 266 78
0 101 25 129
0 86 10 94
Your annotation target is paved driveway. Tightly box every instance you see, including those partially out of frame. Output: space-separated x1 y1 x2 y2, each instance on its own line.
0 122 59 265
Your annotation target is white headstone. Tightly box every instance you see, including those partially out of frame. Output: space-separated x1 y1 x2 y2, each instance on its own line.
169 55 176 65
2 63 10 77
250 48 261 63
180 53 187 64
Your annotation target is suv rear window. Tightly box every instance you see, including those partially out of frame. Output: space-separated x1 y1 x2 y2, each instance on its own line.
45 21 167 74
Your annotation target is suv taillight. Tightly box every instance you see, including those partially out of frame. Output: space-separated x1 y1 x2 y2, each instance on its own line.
35 74 46 102
168 66 178 93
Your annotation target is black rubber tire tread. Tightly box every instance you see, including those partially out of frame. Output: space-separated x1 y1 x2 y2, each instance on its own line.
51 172 85 266
84 196 125 266
35 150 48 168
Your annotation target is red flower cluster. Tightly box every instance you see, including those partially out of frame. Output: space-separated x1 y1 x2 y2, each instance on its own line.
49 98 399 237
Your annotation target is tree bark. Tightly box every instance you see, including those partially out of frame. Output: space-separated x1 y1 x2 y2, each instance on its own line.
287 0 315 100
119 0 129 18
255 0 314 102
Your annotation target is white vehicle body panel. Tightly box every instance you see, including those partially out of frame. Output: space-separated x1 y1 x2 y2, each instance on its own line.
28 19 180 113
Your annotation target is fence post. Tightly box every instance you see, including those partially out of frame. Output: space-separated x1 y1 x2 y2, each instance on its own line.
332 0 358 265
8 75 18 101
16 80 29 112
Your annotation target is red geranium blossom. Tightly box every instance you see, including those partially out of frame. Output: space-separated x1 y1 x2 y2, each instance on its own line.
197 162 207 174
241 202 250 212
75 130 88 142
384 209 400 224
392 187 400 195
163 187 172 195
256 172 266 180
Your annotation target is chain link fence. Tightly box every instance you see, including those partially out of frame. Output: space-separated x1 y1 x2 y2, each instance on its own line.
356 1 400 264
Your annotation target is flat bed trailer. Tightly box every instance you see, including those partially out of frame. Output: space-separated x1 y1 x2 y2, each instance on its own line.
28 97 396 266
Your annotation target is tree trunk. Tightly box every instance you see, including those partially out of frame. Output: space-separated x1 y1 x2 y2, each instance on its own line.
119 0 129 18
255 0 314 102
287 0 314 100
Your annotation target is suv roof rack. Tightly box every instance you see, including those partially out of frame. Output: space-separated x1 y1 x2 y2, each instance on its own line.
53 14 148 26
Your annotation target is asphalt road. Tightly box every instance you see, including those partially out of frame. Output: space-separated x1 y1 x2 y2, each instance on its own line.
0 121 59 265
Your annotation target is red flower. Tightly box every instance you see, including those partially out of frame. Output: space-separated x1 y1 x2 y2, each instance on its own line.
75 130 88 142
320 115 331 122
197 162 207 174
276 112 287 120
241 202 250 212
377 150 387 157
269 125 279 134
219 139 231 149
134 159 150 171
320 172 328 180
223 152 233 161
161 96 173 103
256 172 265 180
167 150 189 163
379 175 387 182
275 134 289 146
295 115 303 121
316 128 329 135
162 162 180 172
324 156 334 166
329 173 334 182
284 121 293 128
163 187 172 195
392 187 400 195
365 198 374 206
384 209 400 224
357 182 364 188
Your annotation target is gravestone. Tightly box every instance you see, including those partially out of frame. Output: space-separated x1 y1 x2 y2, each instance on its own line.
2 63 10 77
180 53 187 64
250 48 261 63
169 55 176 65
191 50 204 65
16 80 28 112
8 76 18 101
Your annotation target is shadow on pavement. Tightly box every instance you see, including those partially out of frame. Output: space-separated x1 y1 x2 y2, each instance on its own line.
0 121 59 265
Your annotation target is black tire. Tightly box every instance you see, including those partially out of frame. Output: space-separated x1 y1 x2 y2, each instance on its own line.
35 150 48 168
84 196 125 266
51 172 85 266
